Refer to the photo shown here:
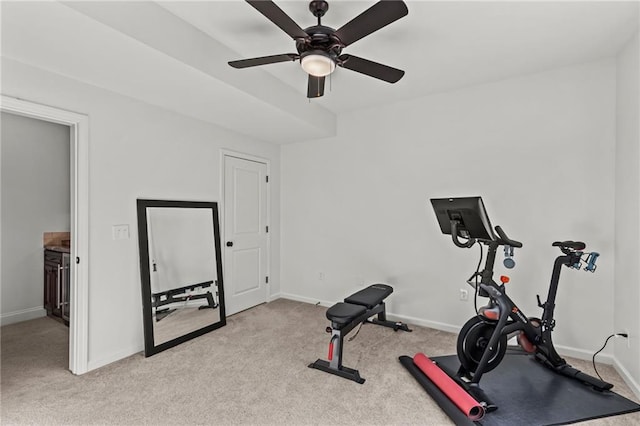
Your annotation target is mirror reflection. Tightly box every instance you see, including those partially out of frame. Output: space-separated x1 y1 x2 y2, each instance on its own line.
137 200 226 356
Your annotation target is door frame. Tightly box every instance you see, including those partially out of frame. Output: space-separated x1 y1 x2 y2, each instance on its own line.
220 149 271 311
1 95 89 375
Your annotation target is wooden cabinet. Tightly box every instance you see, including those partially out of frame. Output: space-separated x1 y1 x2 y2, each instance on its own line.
44 249 70 325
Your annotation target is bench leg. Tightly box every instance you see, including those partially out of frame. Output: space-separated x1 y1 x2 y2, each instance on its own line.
308 328 365 384
368 317 412 332
329 329 343 370
309 301 411 384
367 303 413 332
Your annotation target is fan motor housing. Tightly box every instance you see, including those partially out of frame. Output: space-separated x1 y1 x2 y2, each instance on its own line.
297 25 343 58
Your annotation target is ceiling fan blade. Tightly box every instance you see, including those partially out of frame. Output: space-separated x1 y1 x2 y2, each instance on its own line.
333 0 408 47
338 54 404 83
229 53 299 69
307 75 325 98
246 0 309 40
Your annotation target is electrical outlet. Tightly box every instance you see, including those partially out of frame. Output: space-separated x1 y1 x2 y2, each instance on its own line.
624 329 630 349
318 272 324 281
459 288 469 301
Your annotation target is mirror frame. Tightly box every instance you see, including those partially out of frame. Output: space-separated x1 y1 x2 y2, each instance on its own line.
136 199 226 356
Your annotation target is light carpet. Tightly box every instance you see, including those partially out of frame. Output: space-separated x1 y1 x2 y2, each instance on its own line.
1 299 639 425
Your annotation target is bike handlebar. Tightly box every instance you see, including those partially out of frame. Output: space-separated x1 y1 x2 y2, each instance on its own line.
494 226 523 248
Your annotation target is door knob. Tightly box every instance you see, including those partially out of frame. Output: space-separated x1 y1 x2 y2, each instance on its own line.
226 241 233 247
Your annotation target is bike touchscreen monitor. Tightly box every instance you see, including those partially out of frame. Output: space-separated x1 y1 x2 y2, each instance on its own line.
430 196 496 241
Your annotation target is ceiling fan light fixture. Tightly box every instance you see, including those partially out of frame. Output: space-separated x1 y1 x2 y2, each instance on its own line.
301 52 335 77
230 0 409 97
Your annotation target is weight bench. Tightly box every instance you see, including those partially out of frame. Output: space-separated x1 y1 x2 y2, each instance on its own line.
308 284 411 384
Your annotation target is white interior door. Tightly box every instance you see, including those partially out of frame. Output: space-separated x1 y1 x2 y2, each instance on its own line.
223 155 268 315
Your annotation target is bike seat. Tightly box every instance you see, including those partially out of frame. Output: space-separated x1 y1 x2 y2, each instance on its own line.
552 240 586 251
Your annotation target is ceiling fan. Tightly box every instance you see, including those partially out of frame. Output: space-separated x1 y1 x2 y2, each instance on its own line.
228 0 408 98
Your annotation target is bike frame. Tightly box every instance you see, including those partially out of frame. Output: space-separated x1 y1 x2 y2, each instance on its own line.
431 197 614 396
468 242 582 384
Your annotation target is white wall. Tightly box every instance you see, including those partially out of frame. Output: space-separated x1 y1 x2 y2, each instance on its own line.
1 57 281 370
614 32 640 394
281 59 617 359
1 112 70 325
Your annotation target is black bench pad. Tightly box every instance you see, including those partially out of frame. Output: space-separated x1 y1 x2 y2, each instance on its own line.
344 284 393 309
326 303 367 326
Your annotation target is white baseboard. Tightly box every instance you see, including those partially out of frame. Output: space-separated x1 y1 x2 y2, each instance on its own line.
0 306 47 326
279 292 334 307
384 312 460 335
279 293 461 333
268 292 282 302
554 343 614 365
87 344 143 372
613 358 640 399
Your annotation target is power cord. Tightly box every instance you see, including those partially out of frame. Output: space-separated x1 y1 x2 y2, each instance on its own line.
592 333 628 380
473 243 484 316
348 321 364 342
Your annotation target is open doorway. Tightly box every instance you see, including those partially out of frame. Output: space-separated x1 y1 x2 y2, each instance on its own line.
1 111 70 330
0 96 89 374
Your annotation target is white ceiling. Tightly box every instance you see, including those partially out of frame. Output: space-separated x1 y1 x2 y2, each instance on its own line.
159 1 639 111
1 1 638 144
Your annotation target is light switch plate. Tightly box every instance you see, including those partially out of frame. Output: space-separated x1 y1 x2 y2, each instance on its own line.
112 224 130 240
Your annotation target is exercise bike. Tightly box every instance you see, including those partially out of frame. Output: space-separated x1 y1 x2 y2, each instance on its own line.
431 197 613 409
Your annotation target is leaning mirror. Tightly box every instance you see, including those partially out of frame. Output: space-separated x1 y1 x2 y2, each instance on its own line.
137 199 226 356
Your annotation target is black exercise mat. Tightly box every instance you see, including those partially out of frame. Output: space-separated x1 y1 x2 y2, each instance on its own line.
432 352 640 426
